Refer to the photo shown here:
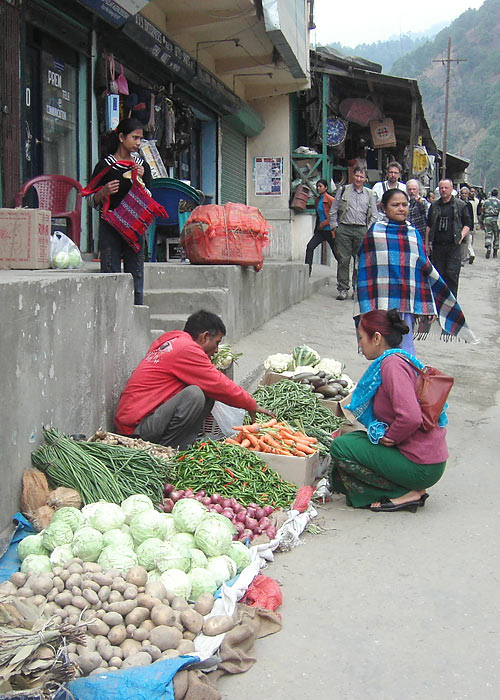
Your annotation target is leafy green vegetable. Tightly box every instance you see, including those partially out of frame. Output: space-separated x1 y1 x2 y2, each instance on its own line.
97 546 138 573
194 513 235 557
20 554 51 573
159 569 191 599
41 521 74 552
72 526 104 562
188 567 217 601
17 535 49 561
172 499 207 534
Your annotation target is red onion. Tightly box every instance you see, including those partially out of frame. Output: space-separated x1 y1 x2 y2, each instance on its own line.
258 516 271 530
222 508 234 519
263 506 274 517
157 503 165 512
254 526 262 535
229 498 238 509
266 526 277 539
234 521 245 535
195 490 206 498
194 494 203 501
246 507 256 519
247 502 259 510
163 483 174 496
232 533 239 540
221 498 232 509
232 502 243 514
162 498 175 513
213 503 223 514
184 489 194 498
245 516 258 530
201 496 212 506
235 511 246 523
241 528 254 541
255 507 265 520
211 494 222 504
170 490 184 503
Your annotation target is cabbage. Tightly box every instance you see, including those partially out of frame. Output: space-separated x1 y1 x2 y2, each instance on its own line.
72 526 104 562
17 535 49 561
88 503 126 533
136 538 165 571
130 510 169 545
161 514 177 540
155 543 191 573
68 249 82 269
102 528 134 550
147 569 162 582
81 503 100 521
51 506 84 532
188 548 208 570
172 499 207 534
194 513 235 557
21 554 51 574
187 568 217 601
219 554 237 579
171 533 196 550
50 544 74 566
52 251 70 268
159 569 191 599
41 521 74 552
206 555 236 587
228 541 252 573
98 546 138 573
121 494 154 524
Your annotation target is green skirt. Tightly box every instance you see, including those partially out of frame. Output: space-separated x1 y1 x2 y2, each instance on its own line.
329 431 446 508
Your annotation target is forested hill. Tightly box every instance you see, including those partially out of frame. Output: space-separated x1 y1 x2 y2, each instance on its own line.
391 0 500 189
325 36 430 73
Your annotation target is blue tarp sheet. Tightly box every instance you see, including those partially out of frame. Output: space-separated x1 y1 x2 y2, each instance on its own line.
0 512 35 582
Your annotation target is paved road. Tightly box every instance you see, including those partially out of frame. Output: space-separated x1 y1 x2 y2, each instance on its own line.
220 243 500 700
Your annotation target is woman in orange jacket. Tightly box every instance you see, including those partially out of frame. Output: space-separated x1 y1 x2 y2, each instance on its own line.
305 179 336 276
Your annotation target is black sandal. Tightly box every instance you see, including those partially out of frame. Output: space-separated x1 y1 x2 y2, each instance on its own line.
370 496 420 513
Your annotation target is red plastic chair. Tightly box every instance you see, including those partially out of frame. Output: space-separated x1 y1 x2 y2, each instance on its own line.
15 175 83 248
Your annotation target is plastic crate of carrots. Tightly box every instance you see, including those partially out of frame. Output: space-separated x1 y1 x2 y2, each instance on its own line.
226 419 319 457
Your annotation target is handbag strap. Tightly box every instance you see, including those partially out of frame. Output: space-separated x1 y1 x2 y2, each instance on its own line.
81 160 140 217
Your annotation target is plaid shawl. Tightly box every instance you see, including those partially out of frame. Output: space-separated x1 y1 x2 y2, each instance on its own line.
355 220 477 343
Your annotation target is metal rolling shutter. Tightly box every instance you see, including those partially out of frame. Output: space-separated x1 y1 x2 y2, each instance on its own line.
220 120 246 204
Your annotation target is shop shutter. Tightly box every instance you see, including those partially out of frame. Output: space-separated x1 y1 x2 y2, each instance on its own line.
220 120 246 204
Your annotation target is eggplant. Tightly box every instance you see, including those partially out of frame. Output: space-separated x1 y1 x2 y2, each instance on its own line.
316 385 343 399
292 372 318 381
310 376 328 388
337 379 349 388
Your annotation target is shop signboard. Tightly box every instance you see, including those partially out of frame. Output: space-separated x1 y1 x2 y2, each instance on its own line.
77 0 131 28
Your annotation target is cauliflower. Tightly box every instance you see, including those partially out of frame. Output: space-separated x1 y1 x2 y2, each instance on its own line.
263 353 293 373
315 357 344 378
291 365 319 375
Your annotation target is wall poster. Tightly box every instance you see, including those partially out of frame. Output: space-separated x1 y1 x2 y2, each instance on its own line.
254 156 283 196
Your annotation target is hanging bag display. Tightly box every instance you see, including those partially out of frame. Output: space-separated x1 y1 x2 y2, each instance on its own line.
82 160 168 252
107 54 119 95
401 357 454 432
116 63 129 96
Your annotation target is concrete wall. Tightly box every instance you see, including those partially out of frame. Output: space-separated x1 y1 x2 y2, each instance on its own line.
0 270 150 542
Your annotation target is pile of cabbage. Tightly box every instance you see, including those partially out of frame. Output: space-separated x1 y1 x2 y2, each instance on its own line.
17 495 253 601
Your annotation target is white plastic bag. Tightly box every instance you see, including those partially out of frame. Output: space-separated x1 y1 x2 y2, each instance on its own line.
210 401 245 437
50 231 83 269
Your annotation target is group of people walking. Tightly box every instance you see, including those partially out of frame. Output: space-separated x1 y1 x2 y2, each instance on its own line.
304 162 479 513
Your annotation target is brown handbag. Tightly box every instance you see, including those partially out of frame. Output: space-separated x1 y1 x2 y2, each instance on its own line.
402 359 454 432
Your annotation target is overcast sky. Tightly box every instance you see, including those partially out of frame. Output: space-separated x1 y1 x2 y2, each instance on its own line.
312 0 484 47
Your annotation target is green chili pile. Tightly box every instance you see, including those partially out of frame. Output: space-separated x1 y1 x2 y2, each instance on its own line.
250 380 345 433
32 427 173 505
173 440 297 508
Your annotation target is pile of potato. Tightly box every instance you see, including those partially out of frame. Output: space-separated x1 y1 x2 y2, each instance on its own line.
2 558 235 677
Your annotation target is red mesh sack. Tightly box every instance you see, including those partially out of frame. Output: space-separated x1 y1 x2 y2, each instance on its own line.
240 574 282 611
180 202 269 271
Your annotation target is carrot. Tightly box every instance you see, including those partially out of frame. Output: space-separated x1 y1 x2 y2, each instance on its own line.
241 438 251 448
234 432 244 443
232 425 247 432
262 434 283 450
225 438 240 445
246 433 260 448
293 442 316 455
259 418 278 428
293 449 307 457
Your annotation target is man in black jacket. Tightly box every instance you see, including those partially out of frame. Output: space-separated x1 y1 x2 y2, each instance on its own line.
425 179 471 298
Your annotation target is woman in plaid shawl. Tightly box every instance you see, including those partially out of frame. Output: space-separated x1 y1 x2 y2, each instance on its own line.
355 189 477 350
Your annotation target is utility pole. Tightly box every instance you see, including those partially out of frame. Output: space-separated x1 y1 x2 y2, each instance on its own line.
433 38 466 181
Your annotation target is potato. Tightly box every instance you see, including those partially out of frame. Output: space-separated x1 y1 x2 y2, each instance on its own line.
45 602 59 616
98 586 111 603
67 643 77 654
180 609 203 635
53 615 63 625
54 591 73 607
149 625 182 651
150 604 175 627
170 596 189 612
173 670 189 699
0 580 17 596
122 651 152 668
72 596 88 611
176 640 195 654
59 570 70 582
92 572 113 587
126 566 148 587
83 579 100 593
101 611 123 627
120 639 142 658
68 652 79 664
93 634 108 646
87 620 110 637
71 586 83 597
132 627 149 642
107 624 127 646
109 656 123 668
80 636 97 652
89 667 107 676
46 588 58 602
106 569 122 578
65 604 82 617
81 609 95 622
97 644 114 662
95 609 105 619
202 615 235 636
32 594 47 606
53 576 65 592
193 593 214 616
160 649 180 659
17 586 33 597
137 594 161 610
78 651 102 675
9 572 27 588
138 586 145 594
67 614 80 626
141 644 161 661
31 575 53 596
144 581 167 600
108 600 136 616
82 589 100 606
183 630 196 641
163 590 176 603
108 591 122 604
67 562 84 575
126 624 136 637
110 578 127 593
82 562 102 573
140 619 155 633
65 573 82 590
123 584 138 600
109 645 123 660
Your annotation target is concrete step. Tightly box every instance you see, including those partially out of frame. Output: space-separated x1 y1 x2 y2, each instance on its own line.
143 287 229 316
144 263 237 290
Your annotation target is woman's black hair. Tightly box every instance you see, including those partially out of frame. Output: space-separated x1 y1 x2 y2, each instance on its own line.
317 179 329 191
381 187 409 209
105 118 144 154
360 308 410 348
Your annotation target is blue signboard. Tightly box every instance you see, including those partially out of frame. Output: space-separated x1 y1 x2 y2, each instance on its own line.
77 0 131 27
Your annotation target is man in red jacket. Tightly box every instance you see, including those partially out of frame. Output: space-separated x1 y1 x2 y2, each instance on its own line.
115 310 272 449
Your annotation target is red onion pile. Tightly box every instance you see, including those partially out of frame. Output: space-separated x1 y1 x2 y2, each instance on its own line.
160 484 277 542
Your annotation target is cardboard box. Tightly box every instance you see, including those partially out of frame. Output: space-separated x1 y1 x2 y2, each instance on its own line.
0 209 51 269
260 371 350 417
254 450 319 487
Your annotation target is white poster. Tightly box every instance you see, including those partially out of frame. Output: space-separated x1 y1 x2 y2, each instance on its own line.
255 157 283 196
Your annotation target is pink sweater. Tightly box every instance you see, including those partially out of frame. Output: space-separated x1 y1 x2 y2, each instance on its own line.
372 354 448 464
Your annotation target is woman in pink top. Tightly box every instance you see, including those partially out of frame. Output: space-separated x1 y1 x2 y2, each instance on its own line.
329 309 448 512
